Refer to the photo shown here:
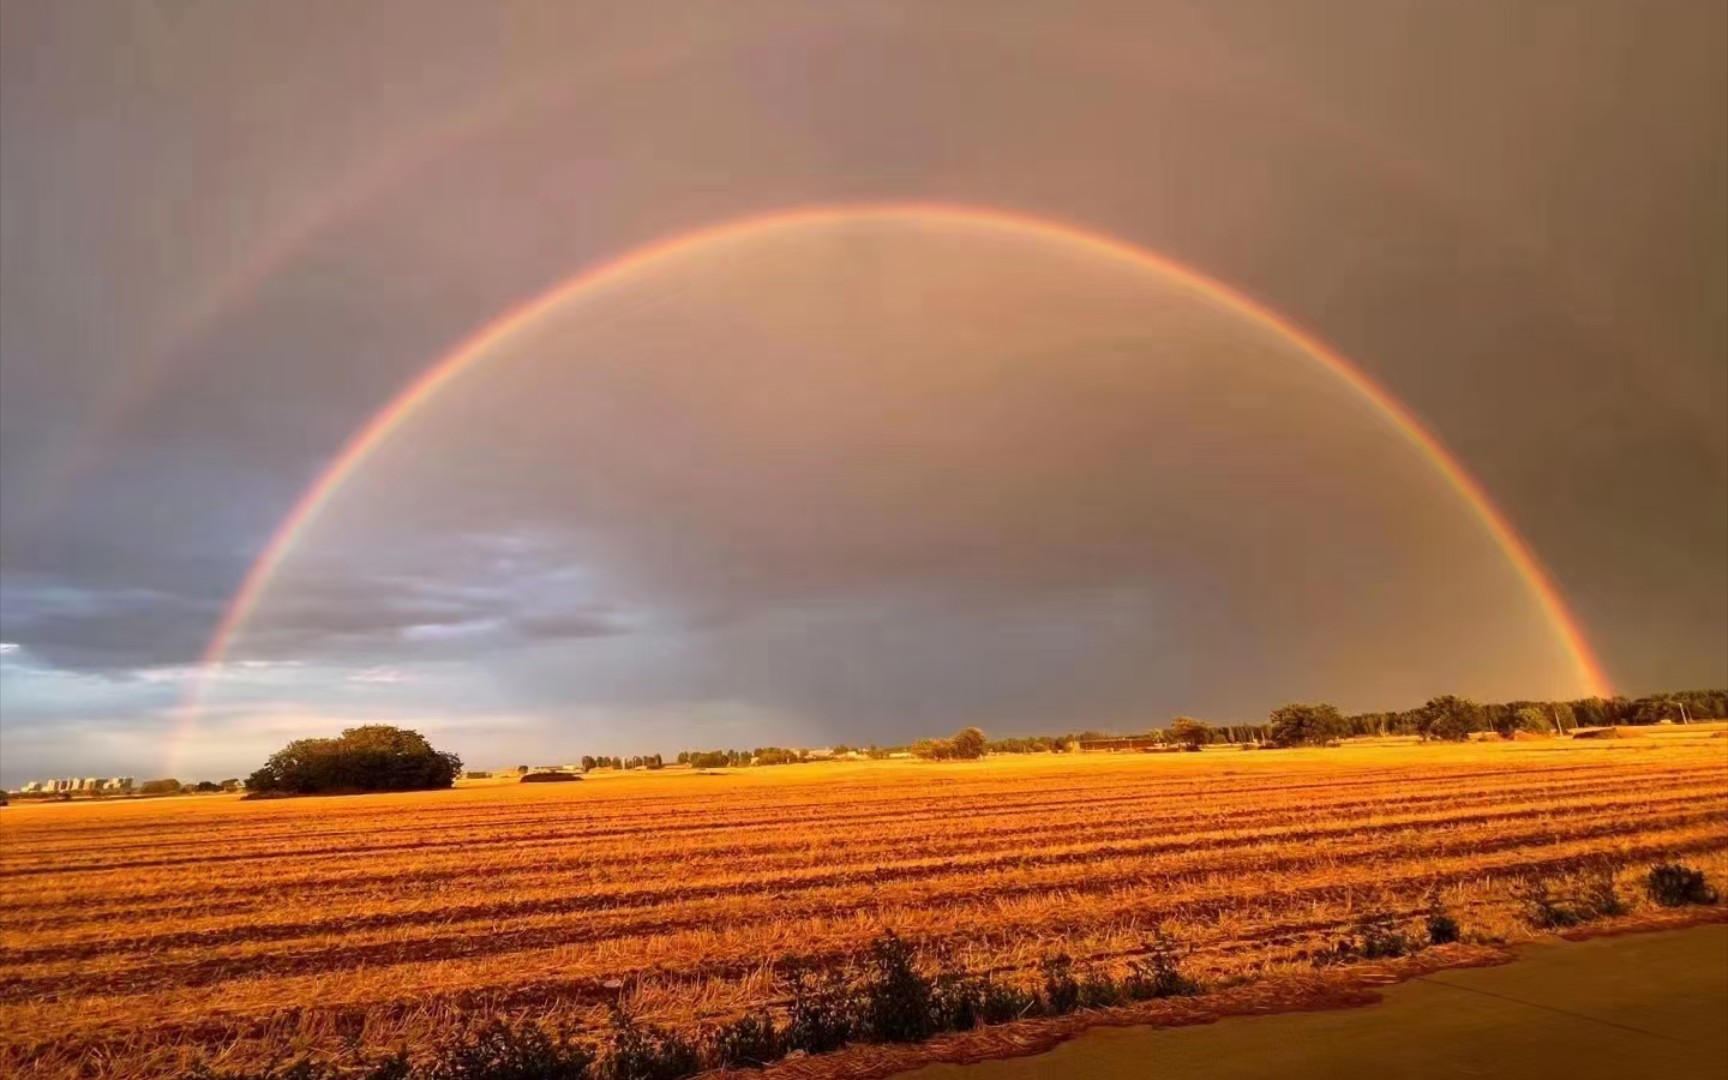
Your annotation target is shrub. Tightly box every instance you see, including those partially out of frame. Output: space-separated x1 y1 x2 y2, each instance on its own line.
1077 972 1123 1009
1040 954 1081 1015
1577 866 1627 918
707 1014 779 1070
520 772 582 783
782 966 854 1055
1425 907 1461 946
1516 868 1626 929
1516 876 1584 929
1318 913 1416 963
1646 863 1719 907
929 968 984 1032
858 931 935 1042
245 726 460 796
604 1011 699 1080
976 976 1039 1024
426 1021 592 1080
1121 932 1200 999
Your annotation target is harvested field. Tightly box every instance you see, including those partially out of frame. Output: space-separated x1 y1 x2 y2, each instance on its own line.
3 734 1726 1078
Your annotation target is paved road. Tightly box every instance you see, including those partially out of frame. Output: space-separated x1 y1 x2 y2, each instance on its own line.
902 925 1728 1080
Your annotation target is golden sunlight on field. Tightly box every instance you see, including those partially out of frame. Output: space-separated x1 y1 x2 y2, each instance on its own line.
3 734 1726 1078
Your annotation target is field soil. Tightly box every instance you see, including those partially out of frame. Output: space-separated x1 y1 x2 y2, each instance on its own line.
2 731 1725 1078
896 923 1728 1080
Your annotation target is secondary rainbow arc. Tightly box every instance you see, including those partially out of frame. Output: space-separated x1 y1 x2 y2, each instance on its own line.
179 202 1611 766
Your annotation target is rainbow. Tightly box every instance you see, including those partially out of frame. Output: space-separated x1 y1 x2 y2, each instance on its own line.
181 202 1611 761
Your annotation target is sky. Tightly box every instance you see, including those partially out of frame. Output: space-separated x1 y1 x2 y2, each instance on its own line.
1 1 1723 785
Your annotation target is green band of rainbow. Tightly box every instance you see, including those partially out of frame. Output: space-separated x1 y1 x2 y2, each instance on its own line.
181 202 1610 762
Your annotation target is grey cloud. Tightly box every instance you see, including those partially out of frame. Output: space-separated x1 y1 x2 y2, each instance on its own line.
1 1 1721 774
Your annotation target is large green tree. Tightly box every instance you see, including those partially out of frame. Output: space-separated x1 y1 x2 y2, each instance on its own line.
950 727 988 760
246 725 461 795
1416 696 1482 742
1267 703 1345 747
1168 717 1213 749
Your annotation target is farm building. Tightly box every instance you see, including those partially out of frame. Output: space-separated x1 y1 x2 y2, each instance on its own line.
1077 737 1165 752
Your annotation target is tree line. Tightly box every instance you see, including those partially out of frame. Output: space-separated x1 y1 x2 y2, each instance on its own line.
983 688 1728 751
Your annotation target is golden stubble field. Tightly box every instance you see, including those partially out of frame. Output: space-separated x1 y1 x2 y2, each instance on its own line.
3 732 1726 1078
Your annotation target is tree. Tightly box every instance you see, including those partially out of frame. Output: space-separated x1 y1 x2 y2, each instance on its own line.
245 725 461 796
1267 703 1345 747
1514 707 1552 736
1416 696 1481 742
951 727 987 760
1168 717 1212 749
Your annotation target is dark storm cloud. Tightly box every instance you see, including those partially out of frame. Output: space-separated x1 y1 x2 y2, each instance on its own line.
1 1 1722 780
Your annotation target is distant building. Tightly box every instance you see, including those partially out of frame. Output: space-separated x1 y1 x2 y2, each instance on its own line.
1077 737 1164 752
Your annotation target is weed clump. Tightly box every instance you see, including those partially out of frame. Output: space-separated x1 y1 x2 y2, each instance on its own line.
1315 912 1418 964
1039 954 1081 1015
1516 865 1629 929
707 1014 779 1070
604 1010 700 1080
1121 932 1202 999
977 976 1039 1024
1646 863 1719 907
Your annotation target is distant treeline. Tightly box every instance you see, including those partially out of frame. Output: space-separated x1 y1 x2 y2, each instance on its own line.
1014 688 1728 750
654 689 1727 766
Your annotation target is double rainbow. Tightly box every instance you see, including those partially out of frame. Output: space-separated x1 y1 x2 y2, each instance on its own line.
181 203 1610 760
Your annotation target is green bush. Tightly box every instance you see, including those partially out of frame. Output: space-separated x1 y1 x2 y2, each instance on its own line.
1077 973 1123 1009
1425 909 1461 945
1516 876 1585 929
1646 863 1719 907
1577 867 1627 918
858 931 935 1042
782 966 854 1054
977 976 1039 1024
1121 932 1201 999
929 969 984 1032
427 1021 592 1080
604 1012 698 1080
1040 954 1081 1015
707 1014 779 1070
1316 913 1417 963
